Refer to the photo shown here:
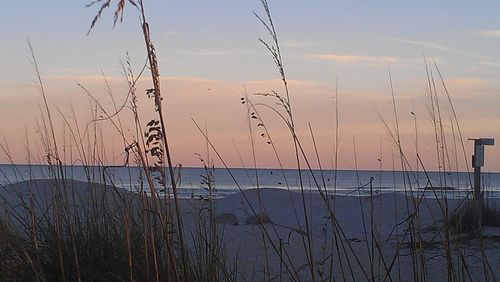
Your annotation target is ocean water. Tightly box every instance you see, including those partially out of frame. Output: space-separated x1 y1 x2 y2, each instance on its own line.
1 164 500 199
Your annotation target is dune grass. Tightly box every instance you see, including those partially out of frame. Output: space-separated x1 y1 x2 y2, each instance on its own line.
0 0 499 281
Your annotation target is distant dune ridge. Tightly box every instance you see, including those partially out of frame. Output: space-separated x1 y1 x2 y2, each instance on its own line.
1 178 500 280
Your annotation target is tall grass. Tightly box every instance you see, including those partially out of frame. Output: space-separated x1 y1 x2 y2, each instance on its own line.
0 1 234 281
1 0 500 281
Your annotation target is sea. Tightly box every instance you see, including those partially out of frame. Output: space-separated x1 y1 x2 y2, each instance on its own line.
1 164 500 199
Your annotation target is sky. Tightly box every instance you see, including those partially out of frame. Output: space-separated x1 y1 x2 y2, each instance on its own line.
1 1 500 171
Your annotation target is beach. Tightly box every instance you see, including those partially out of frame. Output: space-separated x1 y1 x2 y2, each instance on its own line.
2 178 500 281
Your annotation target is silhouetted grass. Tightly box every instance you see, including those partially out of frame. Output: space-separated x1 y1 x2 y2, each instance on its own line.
0 1 499 281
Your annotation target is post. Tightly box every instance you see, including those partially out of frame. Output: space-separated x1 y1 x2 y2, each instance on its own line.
473 156 482 230
470 137 494 230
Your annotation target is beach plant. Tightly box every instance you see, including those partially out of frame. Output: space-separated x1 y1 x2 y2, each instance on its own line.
0 1 219 281
2 1 500 281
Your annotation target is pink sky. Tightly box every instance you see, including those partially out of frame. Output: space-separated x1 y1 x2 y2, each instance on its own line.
1 73 498 172
1 1 500 171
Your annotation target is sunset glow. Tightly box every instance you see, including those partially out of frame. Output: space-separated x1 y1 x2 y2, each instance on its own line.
1 1 500 171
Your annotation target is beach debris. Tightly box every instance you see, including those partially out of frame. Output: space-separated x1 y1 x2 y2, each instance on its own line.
215 213 238 226
245 212 272 225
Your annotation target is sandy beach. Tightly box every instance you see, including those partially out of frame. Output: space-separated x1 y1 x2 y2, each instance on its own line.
2 179 500 281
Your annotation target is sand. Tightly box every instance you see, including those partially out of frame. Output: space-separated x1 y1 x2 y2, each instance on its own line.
2 179 500 281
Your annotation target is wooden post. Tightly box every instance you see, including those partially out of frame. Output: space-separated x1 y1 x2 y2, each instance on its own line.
470 137 494 230
473 156 482 230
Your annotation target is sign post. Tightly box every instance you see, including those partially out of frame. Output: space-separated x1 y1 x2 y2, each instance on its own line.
470 137 494 230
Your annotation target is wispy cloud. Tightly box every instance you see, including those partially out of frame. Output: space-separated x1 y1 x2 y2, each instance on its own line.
176 50 247 56
160 31 179 40
476 29 500 38
375 36 452 52
307 53 398 64
445 77 490 89
280 39 312 49
480 60 500 67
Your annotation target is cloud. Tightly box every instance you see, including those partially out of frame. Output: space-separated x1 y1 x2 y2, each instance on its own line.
307 54 398 64
476 30 500 38
405 76 492 99
280 39 311 49
163 31 179 37
374 36 453 53
445 77 489 89
176 50 247 56
480 60 500 67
